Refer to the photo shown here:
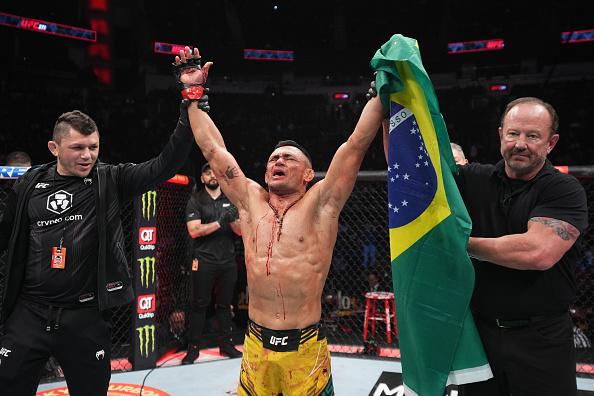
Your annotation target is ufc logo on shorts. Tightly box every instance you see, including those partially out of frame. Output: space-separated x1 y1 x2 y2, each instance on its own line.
269 336 288 346
137 294 156 313
138 227 157 244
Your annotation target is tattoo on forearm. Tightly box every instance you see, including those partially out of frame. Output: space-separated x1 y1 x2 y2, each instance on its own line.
224 166 239 181
530 217 580 241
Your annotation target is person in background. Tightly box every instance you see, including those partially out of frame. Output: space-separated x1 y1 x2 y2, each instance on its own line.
450 142 469 165
367 271 382 293
5 151 32 168
0 150 33 351
157 309 188 358
181 162 242 364
0 151 32 207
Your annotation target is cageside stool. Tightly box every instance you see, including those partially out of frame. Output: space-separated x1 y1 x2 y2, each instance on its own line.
363 291 397 343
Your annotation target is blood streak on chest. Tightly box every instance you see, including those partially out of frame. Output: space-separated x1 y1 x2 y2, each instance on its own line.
255 213 275 275
254 212 270 253
276 281 286 320
265 218 278 276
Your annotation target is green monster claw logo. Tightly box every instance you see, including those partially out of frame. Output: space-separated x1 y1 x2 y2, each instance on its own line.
136 325 155 358
141 191 157 220
137 257 156 288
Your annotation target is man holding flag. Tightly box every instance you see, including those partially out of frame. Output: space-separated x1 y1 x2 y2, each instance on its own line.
371 34 493 395
372 34 587 396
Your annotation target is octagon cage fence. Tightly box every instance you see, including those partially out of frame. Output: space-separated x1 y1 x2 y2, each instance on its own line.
0 167 591 383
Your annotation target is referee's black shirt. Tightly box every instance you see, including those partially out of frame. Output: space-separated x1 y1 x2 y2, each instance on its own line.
456 160 588 319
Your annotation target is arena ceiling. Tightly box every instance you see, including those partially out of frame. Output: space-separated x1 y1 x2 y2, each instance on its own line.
2 1 593 82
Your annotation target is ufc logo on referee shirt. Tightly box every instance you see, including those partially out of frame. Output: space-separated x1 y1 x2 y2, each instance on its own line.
138 227 156 244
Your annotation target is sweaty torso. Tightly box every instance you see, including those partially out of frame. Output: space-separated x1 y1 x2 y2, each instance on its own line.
240 189 338 330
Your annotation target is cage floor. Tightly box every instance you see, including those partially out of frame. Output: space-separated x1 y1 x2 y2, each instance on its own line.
36 345 594 395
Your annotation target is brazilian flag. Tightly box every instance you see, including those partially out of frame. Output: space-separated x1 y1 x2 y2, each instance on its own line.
371 34 492 396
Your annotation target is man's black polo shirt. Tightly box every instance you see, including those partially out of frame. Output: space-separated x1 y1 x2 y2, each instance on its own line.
185 189 237 267
456 160 588 319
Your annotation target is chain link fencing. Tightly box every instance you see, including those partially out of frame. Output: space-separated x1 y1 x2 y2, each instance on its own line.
2 167 593 380
101 180 195 373
573 173 594 373
108 198 134 373
152 180 193 358
0 181 11 318
320 170 594 378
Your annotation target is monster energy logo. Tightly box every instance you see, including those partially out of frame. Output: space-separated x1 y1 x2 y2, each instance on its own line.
137 257 156 288
136 325 155 358
141 191 157 220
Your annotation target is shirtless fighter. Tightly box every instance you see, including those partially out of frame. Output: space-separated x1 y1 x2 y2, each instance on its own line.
173 46 386 396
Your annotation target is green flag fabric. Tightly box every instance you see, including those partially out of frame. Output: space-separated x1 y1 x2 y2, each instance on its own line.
371 34 492 396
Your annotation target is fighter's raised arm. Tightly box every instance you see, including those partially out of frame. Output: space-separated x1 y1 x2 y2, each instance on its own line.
174 47 256 211
316 95 386 212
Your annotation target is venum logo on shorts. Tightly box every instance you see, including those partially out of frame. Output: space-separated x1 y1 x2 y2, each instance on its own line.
141 191 157 220
137 257 156 288
46 190 73 214
136 325 155 358
95 349 105 360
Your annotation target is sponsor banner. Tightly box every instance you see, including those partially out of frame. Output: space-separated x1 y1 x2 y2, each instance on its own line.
139 226 157 244
46 190 73 214
0 165 29 179
137 294 156 319
369 372 459 396
136 324 156 358
137 256 156 288
132 191 158 370
141 190 157 221
138 226 156 251
36 383 170 396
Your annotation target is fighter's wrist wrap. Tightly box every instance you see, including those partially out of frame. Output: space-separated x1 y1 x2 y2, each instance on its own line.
173 57 210 113
173 57 202 84
365 76 388 119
